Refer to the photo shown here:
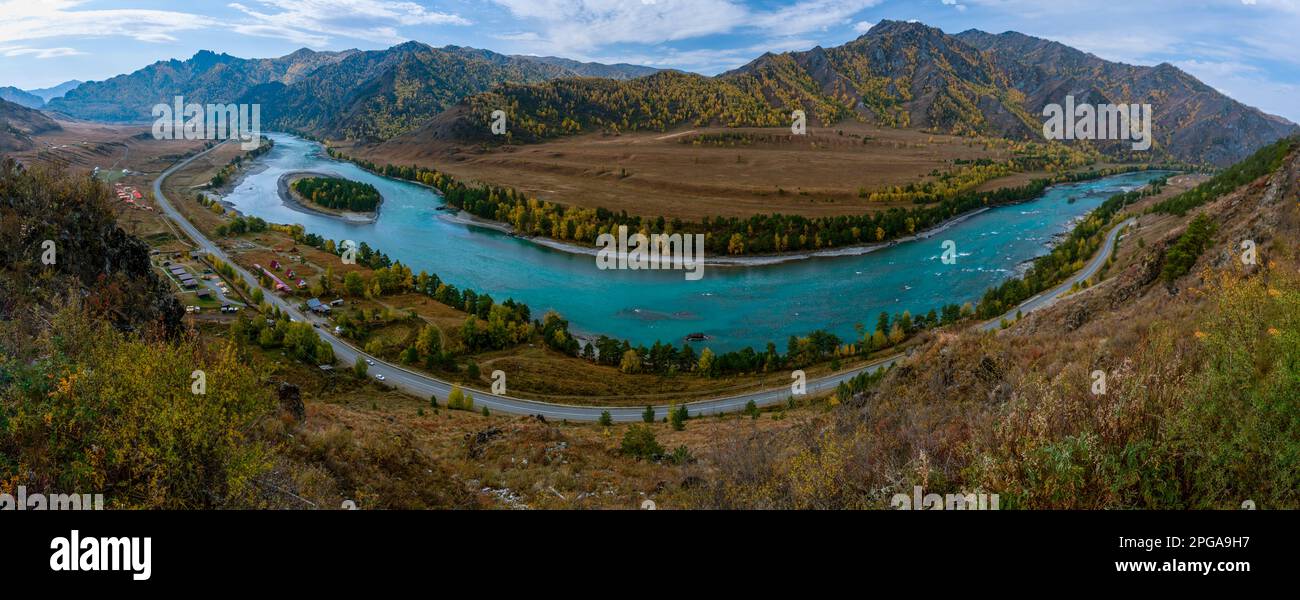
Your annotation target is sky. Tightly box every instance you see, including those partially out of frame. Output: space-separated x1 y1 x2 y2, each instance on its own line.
1 0 1299 122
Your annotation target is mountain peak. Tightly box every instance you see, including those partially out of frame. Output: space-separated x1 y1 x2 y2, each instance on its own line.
390 40 433 53
865 19 946 38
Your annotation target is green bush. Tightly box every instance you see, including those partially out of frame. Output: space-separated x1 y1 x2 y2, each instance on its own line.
620 425 664 460
1161 214 1218 282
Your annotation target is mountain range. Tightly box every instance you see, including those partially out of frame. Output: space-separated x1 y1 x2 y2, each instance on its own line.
48 49 358 122
241 43 658 140
26 20 1299 165
954 29 1297 166
419 20 1296 165
0 81 82 110
45 44 659 140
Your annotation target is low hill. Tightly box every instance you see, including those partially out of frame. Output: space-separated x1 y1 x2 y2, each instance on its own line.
0 98 61 152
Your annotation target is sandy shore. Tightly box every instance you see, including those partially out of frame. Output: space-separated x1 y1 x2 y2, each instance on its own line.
277 171 380 224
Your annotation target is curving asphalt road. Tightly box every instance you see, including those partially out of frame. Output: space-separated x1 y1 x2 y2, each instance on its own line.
977 216 1135 332
152 142 1134 421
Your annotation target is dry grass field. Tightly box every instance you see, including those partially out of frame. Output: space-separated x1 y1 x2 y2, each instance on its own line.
347 122 1088 220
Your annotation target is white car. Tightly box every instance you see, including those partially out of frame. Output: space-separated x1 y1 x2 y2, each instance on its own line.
365 359 375 366
374 374 386 381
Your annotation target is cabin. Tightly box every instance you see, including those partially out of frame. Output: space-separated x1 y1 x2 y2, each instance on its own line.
254 263 291 293
306 298 330 315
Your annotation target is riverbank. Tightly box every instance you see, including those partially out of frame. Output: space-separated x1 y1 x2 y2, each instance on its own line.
438 205 994 266
278 170 379 224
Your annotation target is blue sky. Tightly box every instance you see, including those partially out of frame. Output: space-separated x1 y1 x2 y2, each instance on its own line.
2 0 1299 122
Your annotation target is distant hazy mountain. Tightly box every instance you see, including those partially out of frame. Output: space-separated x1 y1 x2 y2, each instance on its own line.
424 20 1296 165
0 97 61 152
26 80 82 103
0 87 46 109
513 56 660 80
48 49 357 122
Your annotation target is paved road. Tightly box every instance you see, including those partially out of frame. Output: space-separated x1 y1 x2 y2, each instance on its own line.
977 216 1135 332
153 143 1135 421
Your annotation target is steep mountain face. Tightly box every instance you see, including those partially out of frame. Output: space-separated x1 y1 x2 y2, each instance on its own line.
0 98 61 152
47 49 357 122
243 42 582 141
513 56 660 80
25 80 82 103
956 29 1299 166
721 20 1035 136
418 21 1046 147
428 20 1294 165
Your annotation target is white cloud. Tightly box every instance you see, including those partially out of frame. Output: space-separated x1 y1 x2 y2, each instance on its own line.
0 0 470 49
606 37 823 74
749 0 884 36
488 0 880 57
227 0 470 45
0 45 85 59
0 0 213 44
488 0 748 53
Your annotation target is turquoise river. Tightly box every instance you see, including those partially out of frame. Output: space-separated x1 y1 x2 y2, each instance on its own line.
221 133 1171 351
